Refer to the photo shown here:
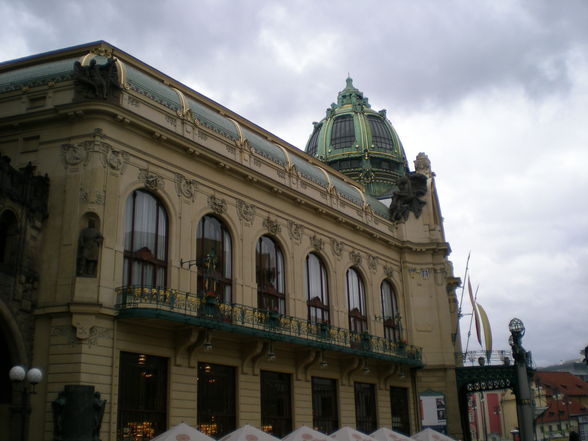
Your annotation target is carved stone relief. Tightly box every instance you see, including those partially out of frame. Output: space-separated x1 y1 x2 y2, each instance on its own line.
349 250 362 266
208 195 227 215
263 216 281 235
287 220 304 243
310 235 324 251
331 238 344 257
174 174 198 201
384 265 395 279
61 143 90 168
138 169 164 191
368 255 378 271
236 200 256 225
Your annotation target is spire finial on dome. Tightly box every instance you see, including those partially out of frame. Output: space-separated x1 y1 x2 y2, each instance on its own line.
346 75 353 88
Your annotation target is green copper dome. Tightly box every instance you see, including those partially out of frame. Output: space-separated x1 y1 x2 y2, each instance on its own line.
305 77 409 200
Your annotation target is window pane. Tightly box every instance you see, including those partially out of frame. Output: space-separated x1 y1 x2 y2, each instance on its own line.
123 190 168 288
331 115 355 150
117 352 168 441
354 382 377 434
257 236 286 313
197 215 232 303
390 387 410 435
261 371 292 437
306 253 329 323
312 377 339 433
197 363 236 438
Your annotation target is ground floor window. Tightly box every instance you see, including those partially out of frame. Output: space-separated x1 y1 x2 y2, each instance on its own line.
198 362 236 438
390 386 410 435
354 382 377 434
312 377 339 433
117 352 168 441
261 371 292 437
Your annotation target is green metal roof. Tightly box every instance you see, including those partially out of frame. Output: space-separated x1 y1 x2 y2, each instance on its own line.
126 64 181 111
186 96 239 140
0 57 77 93
289 154 329 188
243 127 287 166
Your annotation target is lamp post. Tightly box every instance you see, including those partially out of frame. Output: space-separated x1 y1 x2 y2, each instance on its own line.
8 365 43 441
509 318 534 441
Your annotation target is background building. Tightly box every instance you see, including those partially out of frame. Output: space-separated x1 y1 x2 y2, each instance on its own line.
0 41 462 441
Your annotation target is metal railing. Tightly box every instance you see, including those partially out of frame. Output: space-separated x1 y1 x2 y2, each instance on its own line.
456 350 513 366
115 286 422 364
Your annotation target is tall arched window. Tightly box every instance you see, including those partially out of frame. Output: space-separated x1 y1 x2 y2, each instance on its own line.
256 236 285 313
197 215 232 304
123 190 168 288
305 253 329 324
346 268 367 333
381 280 401 342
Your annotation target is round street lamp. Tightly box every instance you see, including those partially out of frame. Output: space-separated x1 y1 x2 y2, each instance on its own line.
9 365 44 441
508 318 525 337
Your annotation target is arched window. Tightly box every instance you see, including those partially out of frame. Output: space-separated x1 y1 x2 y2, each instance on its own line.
346 268 367 333
256 236 285 313
123 190 168 288
197 215 232 304
381 280 401 342
305 253 329 324
0 210 19 275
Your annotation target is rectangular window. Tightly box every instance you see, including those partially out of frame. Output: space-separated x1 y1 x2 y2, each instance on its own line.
390 386 410 435
261 371 292 437
117 352 168 441
312 377 339 434
198 363 236 438
354 382 377 434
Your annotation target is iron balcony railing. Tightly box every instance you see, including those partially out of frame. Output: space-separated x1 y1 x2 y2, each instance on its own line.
115 286 422 365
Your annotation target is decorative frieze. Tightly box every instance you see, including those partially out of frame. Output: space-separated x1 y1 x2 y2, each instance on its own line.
236 200 256 225
331 238 344 257
174 173 198 201
408 267 431 279
263 216 281 235
208 195 227 215
287 220 304 243
138 169 164 191
80 189 105 205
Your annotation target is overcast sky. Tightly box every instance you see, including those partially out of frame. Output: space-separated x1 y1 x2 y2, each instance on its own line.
2 0 587 367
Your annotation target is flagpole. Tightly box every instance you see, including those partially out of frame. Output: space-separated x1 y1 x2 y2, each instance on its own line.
464 281 480 354
455 252 471 352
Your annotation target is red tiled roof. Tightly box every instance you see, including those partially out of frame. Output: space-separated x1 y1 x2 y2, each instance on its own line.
536 397 588 423
535 372 588 397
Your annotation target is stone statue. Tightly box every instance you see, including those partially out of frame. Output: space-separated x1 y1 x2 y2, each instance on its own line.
77 219 103 277
73 58 119 100
389 172 428 222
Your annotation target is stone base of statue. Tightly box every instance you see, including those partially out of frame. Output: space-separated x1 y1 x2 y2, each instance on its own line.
52 385 105 441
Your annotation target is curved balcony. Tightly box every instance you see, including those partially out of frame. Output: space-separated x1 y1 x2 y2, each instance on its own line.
115 286 422 366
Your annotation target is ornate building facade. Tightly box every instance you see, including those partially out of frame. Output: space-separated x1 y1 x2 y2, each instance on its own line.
0 41 462 441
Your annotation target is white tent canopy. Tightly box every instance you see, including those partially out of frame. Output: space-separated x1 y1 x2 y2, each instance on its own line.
330 427 378 441
150 423 216 441
219 425 282 441
370 427 412 441
282 426 333 441
411 428 456 441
